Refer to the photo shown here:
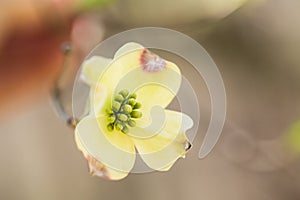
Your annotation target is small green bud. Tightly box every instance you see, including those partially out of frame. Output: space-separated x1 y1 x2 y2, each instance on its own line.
123 104 133 113
122 126 129 134
115 122 123 131
108 115 115 122
130 93 137 99
114 94 124 102
118 114 128 122
128 98 136 106
131 111 142 118
119 90 129 98
107 123 114 132
112 102 121 112
133 102 141 109
128 120 136 127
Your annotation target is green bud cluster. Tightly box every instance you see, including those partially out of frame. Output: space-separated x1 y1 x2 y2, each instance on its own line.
106 89 142 133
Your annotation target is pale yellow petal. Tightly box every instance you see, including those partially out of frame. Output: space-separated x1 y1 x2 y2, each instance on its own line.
93 43 181 117
81 56 112 87
114 42 144 59
131 110 193 171
75 116 136 175
94 43 143 97
75 133 129 180
88 84 108 116
134 61 181 117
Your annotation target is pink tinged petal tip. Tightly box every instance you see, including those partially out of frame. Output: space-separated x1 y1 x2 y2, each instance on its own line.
140 49 166 72
86 155 108 178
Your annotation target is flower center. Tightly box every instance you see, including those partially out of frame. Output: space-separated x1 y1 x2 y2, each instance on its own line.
106 90 142 133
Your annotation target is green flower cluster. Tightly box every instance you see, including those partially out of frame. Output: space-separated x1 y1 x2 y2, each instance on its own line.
106 90 142 133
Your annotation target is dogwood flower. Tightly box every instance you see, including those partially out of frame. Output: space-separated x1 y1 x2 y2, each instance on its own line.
75 42 193 180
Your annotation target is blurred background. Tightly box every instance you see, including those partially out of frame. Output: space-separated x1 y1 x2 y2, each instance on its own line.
1 0 300 199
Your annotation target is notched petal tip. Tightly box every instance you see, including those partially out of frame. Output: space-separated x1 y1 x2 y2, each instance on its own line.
75 126 130 181
184 140 192 152
87 155 107 178
84 153 129 181
140 49 166 73
158 140 192 170
76 139 112 180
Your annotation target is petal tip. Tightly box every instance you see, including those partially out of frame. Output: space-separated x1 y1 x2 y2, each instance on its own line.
140 49 166 73
184 140 192 152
